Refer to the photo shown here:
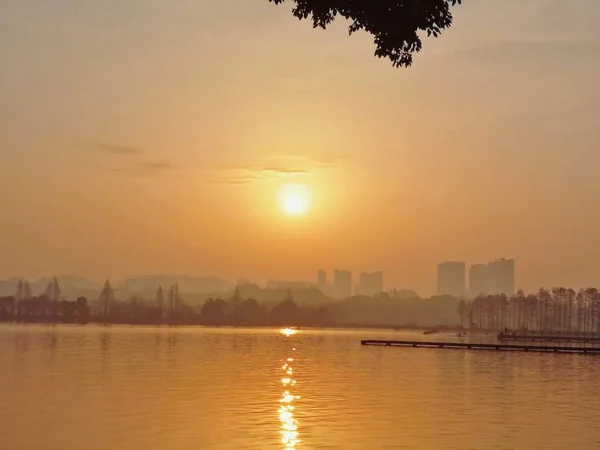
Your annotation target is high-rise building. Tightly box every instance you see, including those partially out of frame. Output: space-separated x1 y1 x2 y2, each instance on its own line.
437 262 466 297
468 258 515 297
317 270 327 292
469 264 488 297
333 270 352 298
487 258 515 296
356 271 384 296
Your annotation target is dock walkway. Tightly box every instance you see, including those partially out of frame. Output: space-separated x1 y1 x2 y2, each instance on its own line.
361 339 600 355
498 334 600 343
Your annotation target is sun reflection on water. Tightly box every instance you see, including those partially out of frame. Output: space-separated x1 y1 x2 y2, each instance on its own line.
278 329 300 448
280 328 298 337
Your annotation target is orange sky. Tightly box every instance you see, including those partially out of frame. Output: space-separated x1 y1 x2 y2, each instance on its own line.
1 0 600 294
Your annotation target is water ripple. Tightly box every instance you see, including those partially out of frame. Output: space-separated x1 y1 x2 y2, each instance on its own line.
1 325 600 449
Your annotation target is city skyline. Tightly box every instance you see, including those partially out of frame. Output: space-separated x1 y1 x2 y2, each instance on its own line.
437 258 516 297
0 258 518 298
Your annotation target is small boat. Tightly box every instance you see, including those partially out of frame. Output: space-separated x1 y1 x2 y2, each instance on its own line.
423 329 436 335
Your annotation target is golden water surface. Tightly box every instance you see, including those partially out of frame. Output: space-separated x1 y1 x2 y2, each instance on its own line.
1 324 599 449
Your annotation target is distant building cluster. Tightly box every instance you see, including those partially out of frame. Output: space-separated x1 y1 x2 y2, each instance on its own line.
437 258 515 298
436 262 466 297
316 269 383 298
355 271 384 296
266 280 315 291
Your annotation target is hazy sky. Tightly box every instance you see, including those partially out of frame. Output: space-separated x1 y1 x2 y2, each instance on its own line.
1 0 599 294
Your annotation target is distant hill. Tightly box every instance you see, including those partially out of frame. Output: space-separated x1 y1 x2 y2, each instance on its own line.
0 275 231 299
0 278 20 296
0 275 102 296
36 276 102 292
113 275 231 294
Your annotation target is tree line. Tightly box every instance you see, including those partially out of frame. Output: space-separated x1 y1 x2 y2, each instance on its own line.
458 288 600 335
9 278 597 333
0 279 454 327
0 280 336 327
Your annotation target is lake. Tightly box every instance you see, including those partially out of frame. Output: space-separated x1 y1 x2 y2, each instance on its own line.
1 324 599 449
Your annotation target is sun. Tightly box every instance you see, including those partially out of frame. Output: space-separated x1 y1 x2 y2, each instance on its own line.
278 184 311 216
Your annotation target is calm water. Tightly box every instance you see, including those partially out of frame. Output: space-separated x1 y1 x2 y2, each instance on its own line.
1 325 600 449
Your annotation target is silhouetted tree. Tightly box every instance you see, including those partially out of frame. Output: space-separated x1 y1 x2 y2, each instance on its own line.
156 286 165 319
60 300 73 322
199 298 228 325
98 280 114 321
23 281 32 301
168 284 180 316
457 299 467 328
229 287 243 323
127 295 146 320
44 277 61 302
300 304 336 326
467 287 600 335
0 296 15 320
270 0 462 67
239 298 264 324
270 291 301 326
75 297 89 323
15 280 25 316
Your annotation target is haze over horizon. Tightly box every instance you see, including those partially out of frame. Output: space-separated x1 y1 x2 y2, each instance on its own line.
2 0 600 295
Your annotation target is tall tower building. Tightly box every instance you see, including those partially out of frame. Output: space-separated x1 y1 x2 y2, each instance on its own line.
487 258 515 296
437 262 466 297
333 270 352 298
469 264 488 297
317 270 327 293
356 271 384 296
469 258 515 297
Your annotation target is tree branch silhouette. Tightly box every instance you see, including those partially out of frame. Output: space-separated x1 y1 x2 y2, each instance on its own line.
270 0 462 67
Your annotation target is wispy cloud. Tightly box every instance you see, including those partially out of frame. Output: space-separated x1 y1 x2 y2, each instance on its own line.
113 160 178 177
211 154 346 185
259 166 308 175
90 141 178 177
216 172 280 185
219 177 257 185
138 161 177 171
94 143 144 156
261 154 347 166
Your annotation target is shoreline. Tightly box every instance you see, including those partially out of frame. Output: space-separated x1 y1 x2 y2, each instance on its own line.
0 320 467 333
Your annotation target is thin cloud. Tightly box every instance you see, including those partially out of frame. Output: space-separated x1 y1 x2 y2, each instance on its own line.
113 160 178 176
314 156 347 166
90 141 177 176
215 174 268 185
222 179 253 185
209 154 347 185
259 167 309 175
138 161 177 171
94 143 144 156
262 154 347 166
215 167 307 185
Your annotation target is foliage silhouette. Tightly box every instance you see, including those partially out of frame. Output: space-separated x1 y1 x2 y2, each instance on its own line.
269 297 301 326
14 278 600 332
270 0 462 67
468 288 600 335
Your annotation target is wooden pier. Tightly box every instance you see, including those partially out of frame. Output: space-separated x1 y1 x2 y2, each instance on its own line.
361 339 600 355
498 334 600 344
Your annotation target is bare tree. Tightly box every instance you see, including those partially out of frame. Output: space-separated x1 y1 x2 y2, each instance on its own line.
98 280 114 321
156 286 165 319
